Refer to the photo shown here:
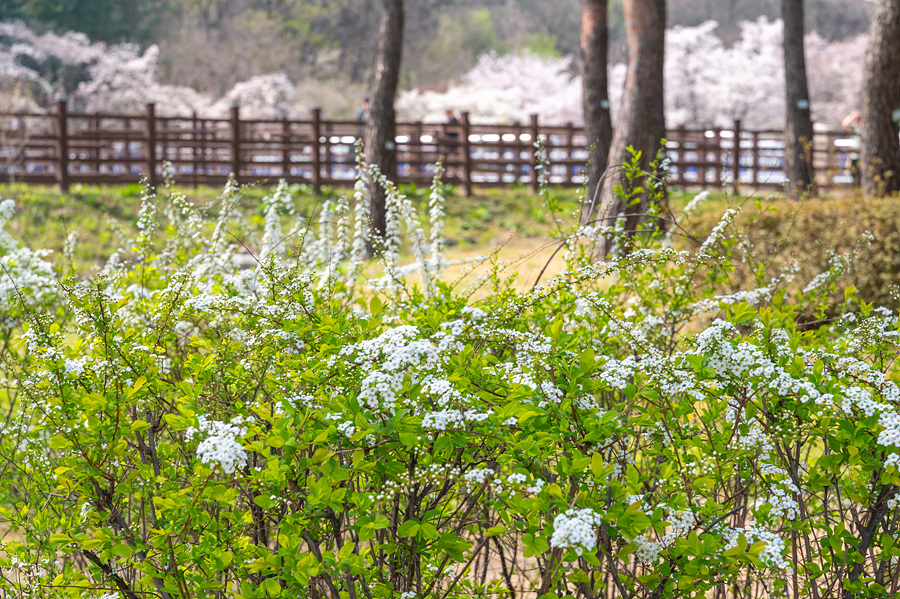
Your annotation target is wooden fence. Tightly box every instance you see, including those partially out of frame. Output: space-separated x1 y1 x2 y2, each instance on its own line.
0 100 861 194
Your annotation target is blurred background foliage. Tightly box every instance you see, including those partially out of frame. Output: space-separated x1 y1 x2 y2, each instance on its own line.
0 0 873 108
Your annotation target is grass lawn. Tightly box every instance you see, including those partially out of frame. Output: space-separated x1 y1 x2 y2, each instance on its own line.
2 179 894 302
0 181 593 290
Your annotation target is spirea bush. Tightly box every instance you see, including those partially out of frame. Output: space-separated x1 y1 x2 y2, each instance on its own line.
2 162 900 599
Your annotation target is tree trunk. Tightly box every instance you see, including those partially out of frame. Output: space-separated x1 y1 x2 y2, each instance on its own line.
594 0 665 254
782 0 816 197
861 0 900 197
580 0 613 224
364 0 404 244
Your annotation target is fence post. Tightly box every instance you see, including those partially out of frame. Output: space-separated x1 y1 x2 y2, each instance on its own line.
732 119 742 195
56 98 69 192
413 121 422 177
91 115 99 176
230 103 241 184
713 128 722 188
192 111 199 188
752 130 760 186
311 107 322 194
145 102 157 188
530 113 540 194
282 117 291 181
676 125 687 186
199 116 208 185
461 111 472 196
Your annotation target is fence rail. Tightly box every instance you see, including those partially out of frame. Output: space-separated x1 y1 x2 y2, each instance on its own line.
0 101 860 193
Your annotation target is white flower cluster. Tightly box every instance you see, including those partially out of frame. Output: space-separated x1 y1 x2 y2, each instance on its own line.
723 525 788 570
1 200 59 315
188 416 248 475
421 409 464 430
463 467 493 484
597 356 638 390
629 505 695 564
64 357 88 377
339 325 463 413
886 453 900 470
460 467 545 495
683 190 709 214
371 464 462 503
768 487 799 520
336 421 356 438
421 409 490 430
803 251 851 294
698 208 740 258
549 508 602 556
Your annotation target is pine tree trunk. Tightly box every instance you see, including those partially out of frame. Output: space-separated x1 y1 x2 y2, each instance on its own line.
782 0 815 197
595 0 665 255
580 0 613 224
861 0 900 197
365 0 404 244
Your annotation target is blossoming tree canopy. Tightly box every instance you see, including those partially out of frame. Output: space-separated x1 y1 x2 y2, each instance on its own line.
397 18 864 129
0 22 304 118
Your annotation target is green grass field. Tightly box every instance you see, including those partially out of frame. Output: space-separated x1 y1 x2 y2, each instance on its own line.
0 180 734 261
3 179 896 304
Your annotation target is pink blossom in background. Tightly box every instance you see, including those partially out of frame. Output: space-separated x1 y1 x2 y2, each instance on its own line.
1 19 867 128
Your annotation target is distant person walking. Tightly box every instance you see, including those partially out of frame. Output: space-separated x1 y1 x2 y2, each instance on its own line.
358 98 370 123
443 109 460 155
357 97 370 141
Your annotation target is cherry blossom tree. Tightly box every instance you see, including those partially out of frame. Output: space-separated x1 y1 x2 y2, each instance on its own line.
664 21 724 128
0 22 308 119
397 52 593 126
399 17 861 134
805 33 867 127
0 18 870 134
665 18 785 130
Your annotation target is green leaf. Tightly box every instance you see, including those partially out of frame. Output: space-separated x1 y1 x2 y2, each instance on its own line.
49 533 74 545
130 420 152 433
81 538 105 550
484 525 507 537
337 542 354 561
420 523 439 540
262 577 281 596
745 401 757 420
398 520 420 538
569 569 590 584
111 543 133 557
370 296 383 315
591 453 604 477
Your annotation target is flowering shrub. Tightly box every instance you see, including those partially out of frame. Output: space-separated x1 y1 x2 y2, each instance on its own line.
2 163 900 599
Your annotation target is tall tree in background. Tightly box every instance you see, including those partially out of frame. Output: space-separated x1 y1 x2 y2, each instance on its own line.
861 0 900 197
782 0 815 197
364 0 404 243
3 0 168 44
580 0 613 224
594 0 665 253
